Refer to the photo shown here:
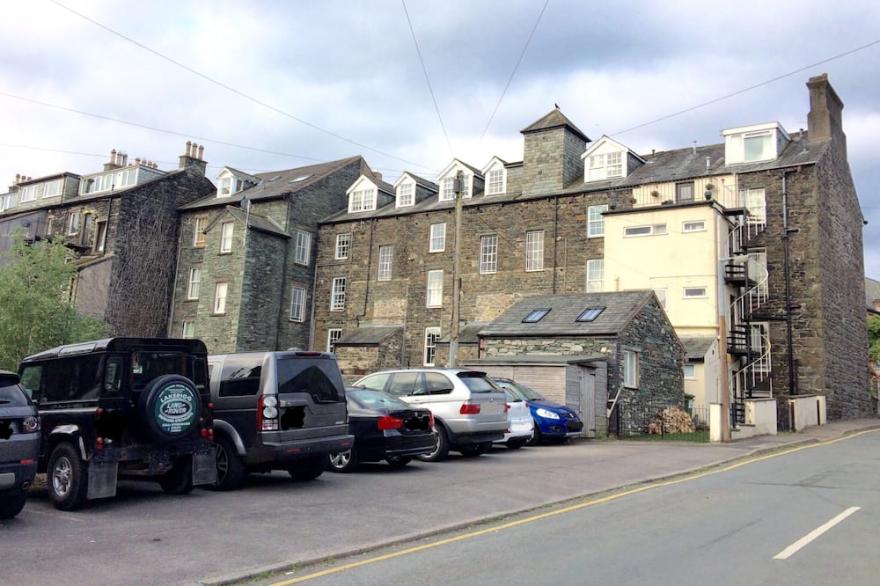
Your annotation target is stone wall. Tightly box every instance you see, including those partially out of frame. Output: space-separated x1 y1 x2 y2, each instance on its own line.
236 229 287 350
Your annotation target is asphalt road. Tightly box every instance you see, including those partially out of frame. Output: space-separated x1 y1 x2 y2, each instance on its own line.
0 437 766 585
268 430 880 586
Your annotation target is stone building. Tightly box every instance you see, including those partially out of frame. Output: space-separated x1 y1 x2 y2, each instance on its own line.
168 156 369 353
314 74 870 423
0 143 215 336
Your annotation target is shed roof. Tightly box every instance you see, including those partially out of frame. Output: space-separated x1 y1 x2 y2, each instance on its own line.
679 336 716 361
438 323 489 345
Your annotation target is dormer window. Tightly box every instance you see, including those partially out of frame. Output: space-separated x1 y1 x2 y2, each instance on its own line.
582 136 642 183
218 176 232 197
486 169 504 195
397 182 414 207
743 131 772 162
349 188 376 213
588 151 623 180
723 122 789 165
439 175 470 201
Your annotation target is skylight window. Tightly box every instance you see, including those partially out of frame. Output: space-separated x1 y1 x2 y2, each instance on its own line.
522 308 550 323
576 307 605 322
289 175 311 183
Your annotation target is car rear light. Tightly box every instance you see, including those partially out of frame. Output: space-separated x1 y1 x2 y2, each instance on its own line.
95 437 105 450
20 458 35 466
95 407 105 418
200 428 209 438
428 412 435 429
257 395 280 432
505 403 511 413
22 416 39 433
459 403 481 415
377 415 403 431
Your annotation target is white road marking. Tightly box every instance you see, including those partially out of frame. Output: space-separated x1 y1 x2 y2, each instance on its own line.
773 506 861 560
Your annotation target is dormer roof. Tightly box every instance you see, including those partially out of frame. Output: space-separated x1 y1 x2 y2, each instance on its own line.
219 166 261 184
581 135 645 162
521 108 589 142
393 171 438 192
347 173 394 196
438 158 483 180
481 156 508 175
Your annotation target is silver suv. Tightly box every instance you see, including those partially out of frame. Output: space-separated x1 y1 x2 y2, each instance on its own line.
353 369 507 461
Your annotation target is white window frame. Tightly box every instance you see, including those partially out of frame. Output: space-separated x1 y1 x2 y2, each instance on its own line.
377 245 393 281
525 230 544 272
187 267 201 300
606 152 623 178
426 270 443 308
486 168 505 195
623 224 667 237
586 259 604 292
683 286 708 299
217 175 232 197
67 211 82 236
479 234 498 275
335 233 351 259
623 350 640 388
330 277 346 311
19 185 36 203
743 130 773 162
397 182 415 207
424 327 441 366
429 223 446 252
348 189 376 213
213 282 228 315
43 179 63 198
95 221 107 252
289 285 306 322
181 320 195 339
740 188 767 224
219 222 234 253
439 174 470 201
587 204 608 238
327 328 342 353
193 216 207 247
683 364 696 380
682 220 706 233
294 230 312 265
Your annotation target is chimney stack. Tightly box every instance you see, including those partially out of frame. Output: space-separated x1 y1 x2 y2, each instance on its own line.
807 73 846 157
178 140 207 176
373 171 383 183
104 148 124 172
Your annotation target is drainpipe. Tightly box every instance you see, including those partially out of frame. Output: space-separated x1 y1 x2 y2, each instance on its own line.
274 197 292 350
782 169 798 396
359 219 376 325
552 196 559 293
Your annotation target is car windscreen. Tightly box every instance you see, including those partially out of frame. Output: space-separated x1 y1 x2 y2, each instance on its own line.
348 389 410 411
506 381 544 401
277 358 344 403
456 372 498 393
0 383 28 407
131 351 188 391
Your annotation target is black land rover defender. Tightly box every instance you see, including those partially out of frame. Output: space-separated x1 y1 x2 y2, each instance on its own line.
18 338 216 510
206 350 353 490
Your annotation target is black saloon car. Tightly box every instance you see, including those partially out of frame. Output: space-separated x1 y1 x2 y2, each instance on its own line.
0 371 39 519
327 388 435 473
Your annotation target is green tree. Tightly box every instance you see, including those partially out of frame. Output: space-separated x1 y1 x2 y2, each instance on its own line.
869 314 880 363
0 234 106 370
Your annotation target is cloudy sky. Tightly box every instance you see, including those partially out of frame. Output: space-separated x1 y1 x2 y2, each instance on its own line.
1 0 877 276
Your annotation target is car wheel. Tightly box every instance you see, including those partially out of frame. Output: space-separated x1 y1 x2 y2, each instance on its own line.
288 456 326 481
208 435 246 491
507 438 526 450
0 490 27 519
529 426 543 446
327 449 358 473
48 442 89 511
386 456 412 469
459 443 485 458
417 425 449 462
159 457 195 495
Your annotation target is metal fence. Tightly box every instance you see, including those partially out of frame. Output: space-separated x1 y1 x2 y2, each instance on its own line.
610 402 710 442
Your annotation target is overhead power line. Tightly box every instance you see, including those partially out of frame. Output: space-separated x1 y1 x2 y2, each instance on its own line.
611 38 880 136
47 0 433 172
401 0 454 158
479 0 550 143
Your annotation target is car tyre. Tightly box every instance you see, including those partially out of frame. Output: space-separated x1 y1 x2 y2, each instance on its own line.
159 457 195 495
0 490 27 519
47 442 89 511
417 425 449 462
208 435 246 491
459 442 490 458
288 456 326 481
507 438 527 450
386 456 412 469
529 426 543 446
327 449 358 473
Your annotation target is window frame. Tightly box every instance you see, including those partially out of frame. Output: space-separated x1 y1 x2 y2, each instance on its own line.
479 234 498 275
486 168 505 195
429 223 446 253
335 233 351 260
327 328 342 353
330 277 347 311
576 306 605 322
743 130 773 162
213 282 229 315
294 230 312 266
349 188 377 213
397 182 415 207
182 320 195 339
606 151 623 178
682 220 706 233
193 216 208 247
683 286 708 299
289 285 306 322
683 363 696 380
424 327 441 366
623 224 667 237
675 182 695 203
623 350 640 389
585 259 604 293
426 269 444 308
522 308 551 323
187 267 201 301
95 221 108 252
219 221 234 254
377 245 393 281
587 204 608 238
67 211 82 236
525 230 544 272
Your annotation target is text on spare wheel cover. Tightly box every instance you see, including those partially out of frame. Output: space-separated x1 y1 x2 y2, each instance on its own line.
155 385 196 434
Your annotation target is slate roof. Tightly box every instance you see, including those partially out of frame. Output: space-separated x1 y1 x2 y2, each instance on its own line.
335 325 402 345
223 166 261 183
400 171 438 192
521 109 589 142
438 323 490 344
224 206 289 238
866 277 880 313
479 291 654 337
181 156 364 211
679 336 716 361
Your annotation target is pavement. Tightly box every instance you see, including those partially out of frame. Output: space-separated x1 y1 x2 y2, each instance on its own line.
0 418 876 585
280 426 880 586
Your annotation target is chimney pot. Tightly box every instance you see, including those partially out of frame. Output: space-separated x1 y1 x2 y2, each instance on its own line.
197 144 204 160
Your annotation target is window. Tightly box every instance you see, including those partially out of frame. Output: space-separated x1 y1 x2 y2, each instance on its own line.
525 230 544 272
426 270 443 307
682 220 706 232
289 285 306 321
294 230 312 265
397 182 414 207
182 321 195 339
576 307 605 322
187 267 201 300
217 356 262 397
193 216 207 247
675 182 695 203
95 221 107 252
429 223 446 252
19 185 36 203
43 179 63 198
624 224 667 237
219 222 234 253
218 175 232 197
378 245 393 281
277 356 345 403
589 154 604 170
440 174 469 201
683 287 708 298
424 327 441 366
349 189 375 213
587 151 625 181
606 152 622 178
522 308 550 323
587 205 608 237
357 372 391 391
586 259 604 292
330 277 346 311
213 282 228 314
67 212 82 235
486 169 505 195
653 288 668 309
82 214 94 244
740 188 766 224
424 372 454 394
480 235 498 274
744 131 772 162
683 364 696 379
335 233 351 259
623 350 640 388
327 328 342 353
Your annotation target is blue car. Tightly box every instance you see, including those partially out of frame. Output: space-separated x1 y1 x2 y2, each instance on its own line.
491 378 583 444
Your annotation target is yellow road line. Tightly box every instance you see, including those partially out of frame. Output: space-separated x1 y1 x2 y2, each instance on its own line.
269 428 880 586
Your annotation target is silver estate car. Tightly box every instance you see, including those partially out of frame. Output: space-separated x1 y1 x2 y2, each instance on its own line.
353 369 508 461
